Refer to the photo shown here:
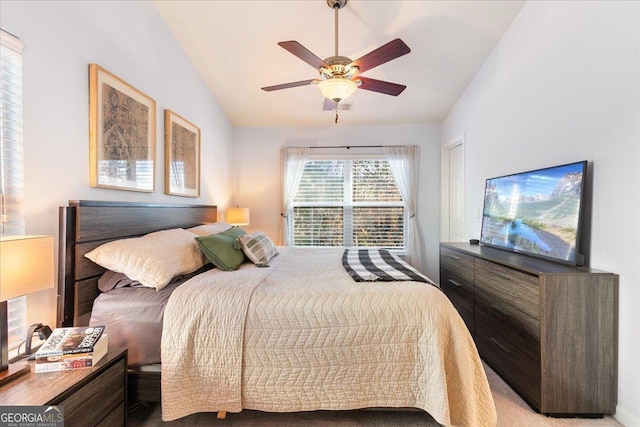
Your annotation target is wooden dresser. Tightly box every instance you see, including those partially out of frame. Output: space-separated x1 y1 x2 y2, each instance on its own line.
440 242 617 416
0 348 127 426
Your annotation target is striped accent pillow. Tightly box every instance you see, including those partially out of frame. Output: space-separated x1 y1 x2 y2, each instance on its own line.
238 232 278 267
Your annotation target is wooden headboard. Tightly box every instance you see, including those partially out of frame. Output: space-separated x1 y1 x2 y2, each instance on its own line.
57 200 218 327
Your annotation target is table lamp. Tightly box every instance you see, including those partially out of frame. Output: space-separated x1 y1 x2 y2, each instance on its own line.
226 207 250 226
0 235 54 385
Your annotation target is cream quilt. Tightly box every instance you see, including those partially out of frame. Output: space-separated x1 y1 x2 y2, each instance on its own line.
161 247 496 426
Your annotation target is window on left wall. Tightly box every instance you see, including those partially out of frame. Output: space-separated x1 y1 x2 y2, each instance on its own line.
1 29 28 357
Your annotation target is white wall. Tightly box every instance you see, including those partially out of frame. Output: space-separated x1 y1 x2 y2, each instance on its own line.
0 1 234 328
441 1 640 425
233 124 442 280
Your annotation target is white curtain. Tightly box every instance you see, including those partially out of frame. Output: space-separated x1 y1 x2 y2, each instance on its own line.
281 147 309 245
384 145 422 271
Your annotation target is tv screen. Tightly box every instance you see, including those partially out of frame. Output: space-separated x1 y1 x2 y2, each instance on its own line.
480 161 587 265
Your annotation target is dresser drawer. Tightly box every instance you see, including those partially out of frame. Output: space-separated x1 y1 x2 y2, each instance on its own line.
61 357 126 426
476 317 541 408
440 247 474 284
475 288 539 339
456 304 474 335
475 258 539 320
440 269 474 314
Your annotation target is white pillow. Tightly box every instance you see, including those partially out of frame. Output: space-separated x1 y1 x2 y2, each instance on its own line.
237 232 278 267
85 228 206 290
186 222 233 236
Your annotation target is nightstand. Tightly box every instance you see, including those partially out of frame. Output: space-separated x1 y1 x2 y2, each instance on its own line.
0 348 127 426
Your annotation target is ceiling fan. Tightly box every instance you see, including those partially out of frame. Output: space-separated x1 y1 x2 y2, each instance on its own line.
261 0 411 113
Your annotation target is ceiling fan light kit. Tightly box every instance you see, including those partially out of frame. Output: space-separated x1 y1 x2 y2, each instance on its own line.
318 78 358 102
261 0 411 121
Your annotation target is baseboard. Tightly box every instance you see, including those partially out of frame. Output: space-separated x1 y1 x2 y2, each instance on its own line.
614 404 640 427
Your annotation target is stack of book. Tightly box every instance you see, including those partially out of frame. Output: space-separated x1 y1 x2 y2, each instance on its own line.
35 326 108 373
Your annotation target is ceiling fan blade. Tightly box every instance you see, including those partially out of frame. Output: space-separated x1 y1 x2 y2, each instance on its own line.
357 77 407 96
261 79 317 92
278 41 329 70
349 38 411 74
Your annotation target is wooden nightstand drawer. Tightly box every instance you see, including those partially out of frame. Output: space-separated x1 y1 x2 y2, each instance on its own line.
0 348 127 427
61 356 126 426
97 401 125 427
475 258 539 320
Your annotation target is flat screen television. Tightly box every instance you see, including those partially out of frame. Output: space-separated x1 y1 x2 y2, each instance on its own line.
480 160 587 265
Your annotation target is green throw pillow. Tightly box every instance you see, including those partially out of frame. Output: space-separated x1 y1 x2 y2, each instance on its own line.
195 227 247 271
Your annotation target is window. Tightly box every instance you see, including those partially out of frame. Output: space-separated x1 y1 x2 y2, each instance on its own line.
1 29 24 235
292 159 405 248
1 29 27 357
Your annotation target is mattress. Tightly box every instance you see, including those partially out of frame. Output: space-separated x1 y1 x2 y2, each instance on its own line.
89 282 175 366
89 266 211 366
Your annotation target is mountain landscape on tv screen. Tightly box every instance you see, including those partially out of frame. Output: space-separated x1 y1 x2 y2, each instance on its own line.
482 170 583 261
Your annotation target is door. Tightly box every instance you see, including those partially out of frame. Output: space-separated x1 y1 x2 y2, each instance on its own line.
441 134 465 242
449 143 465 241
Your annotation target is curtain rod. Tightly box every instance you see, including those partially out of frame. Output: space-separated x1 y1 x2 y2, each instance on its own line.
308 145 384 149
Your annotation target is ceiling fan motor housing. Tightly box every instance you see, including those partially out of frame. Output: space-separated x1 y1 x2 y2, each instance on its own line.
326 0 348 9
320 56 359 80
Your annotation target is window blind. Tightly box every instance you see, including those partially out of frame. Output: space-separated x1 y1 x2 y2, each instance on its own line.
353 206 404 247
352 160 402 203
1 29 27 357
7 296 26 357
0 29 25 236
292 159 404 248
294 160 344 203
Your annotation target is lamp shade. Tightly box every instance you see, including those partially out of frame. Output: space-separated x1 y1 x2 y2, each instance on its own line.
318 78 357 102
226 207 250 226
0 235 54 302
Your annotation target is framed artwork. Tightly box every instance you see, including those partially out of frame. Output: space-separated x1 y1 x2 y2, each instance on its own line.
89 63 156 192
164 110 201 197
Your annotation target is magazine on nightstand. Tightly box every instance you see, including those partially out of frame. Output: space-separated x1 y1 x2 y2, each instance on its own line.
35 326 108 373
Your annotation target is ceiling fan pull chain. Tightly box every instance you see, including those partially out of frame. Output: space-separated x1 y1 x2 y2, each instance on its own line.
335 99 339 124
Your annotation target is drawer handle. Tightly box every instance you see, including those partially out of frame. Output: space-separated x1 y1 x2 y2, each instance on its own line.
491 304 511 319
493 271 512 281
448 279 463 288
489 337 512 355
447 254 462 261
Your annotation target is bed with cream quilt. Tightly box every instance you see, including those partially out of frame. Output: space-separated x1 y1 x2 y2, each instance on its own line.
161 246 496 427
61 201 495 426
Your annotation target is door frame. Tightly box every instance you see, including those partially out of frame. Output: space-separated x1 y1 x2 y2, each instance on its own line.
441 133 465 242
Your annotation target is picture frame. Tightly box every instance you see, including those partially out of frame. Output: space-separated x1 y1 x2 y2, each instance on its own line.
89 63 156 192
164 109 201 197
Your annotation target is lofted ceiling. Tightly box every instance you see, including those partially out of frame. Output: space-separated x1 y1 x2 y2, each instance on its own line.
153 0 525 127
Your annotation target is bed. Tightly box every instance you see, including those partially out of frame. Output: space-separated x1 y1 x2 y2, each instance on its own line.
58 200 496 426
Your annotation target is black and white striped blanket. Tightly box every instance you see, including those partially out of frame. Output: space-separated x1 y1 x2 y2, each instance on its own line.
342 248 437 286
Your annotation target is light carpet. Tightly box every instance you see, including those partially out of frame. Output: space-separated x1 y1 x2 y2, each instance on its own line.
128 363 624 426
